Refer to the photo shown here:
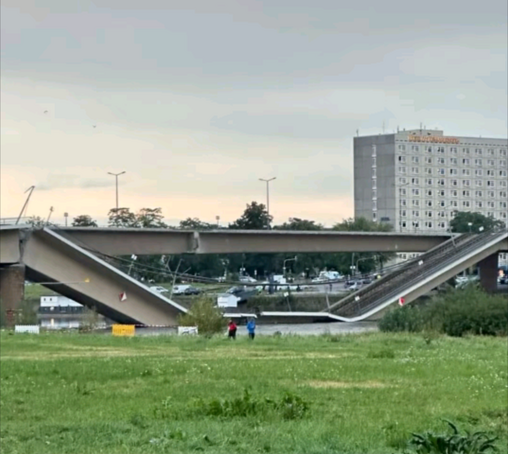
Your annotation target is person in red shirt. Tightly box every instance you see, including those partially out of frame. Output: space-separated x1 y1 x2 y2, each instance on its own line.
228 319 237 340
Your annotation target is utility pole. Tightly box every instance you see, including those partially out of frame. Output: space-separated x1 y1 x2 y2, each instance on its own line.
259 177 276 227
107 171 126 209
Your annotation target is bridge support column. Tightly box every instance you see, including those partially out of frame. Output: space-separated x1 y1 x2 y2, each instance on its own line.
0 265 25 324
478 253 498 294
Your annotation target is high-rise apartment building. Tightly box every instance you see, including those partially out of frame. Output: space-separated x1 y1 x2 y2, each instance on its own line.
354 128 508 264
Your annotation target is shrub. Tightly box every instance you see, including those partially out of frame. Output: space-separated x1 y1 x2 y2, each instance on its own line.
410 420 498 454
379 287 508 337
79 306 100 333
178 296 227 336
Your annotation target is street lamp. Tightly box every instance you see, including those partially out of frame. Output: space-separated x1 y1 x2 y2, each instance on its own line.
259 177 276 227
64 212 69 227
283 256 297 276
107 171 126 210
216 215 220 228
467 222 473 233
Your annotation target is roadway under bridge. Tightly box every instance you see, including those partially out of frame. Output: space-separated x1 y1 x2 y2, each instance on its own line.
0 225 506 325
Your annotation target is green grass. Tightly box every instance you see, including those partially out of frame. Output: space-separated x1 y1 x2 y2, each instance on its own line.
24 284 57 300
0 332 506 454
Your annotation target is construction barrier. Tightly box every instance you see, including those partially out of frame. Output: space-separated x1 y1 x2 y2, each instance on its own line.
112 324 135 336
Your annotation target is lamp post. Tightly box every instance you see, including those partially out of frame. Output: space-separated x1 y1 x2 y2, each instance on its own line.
467 222 473 233
64 212 69 227
259 177 276 227
283 256 297 276
107 171 126 209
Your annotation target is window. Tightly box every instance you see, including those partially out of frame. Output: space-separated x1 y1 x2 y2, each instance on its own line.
372 157 377 167
440 200 446 207
463 201 471 208
462 169 470 176
372 212 377 220
425 168 433 175
500 191 507 198
487 159 495 166
500 149 507 157
439 168 446 175
412 156 419 163
451 179 458 187
411 178 420 185
425 210 433 218
475 190 483 197
412 188 420 196
427 146 433 153
399 166 406 174
463 179 470 187
438 157 445 164
437 147 445 154
476 201 483 208
475 148 483 155
411 167 419 174
412 200 420 207
426 190 433 196
425 157 432 164
439 179 446 186
412 221 420 228
399 177 407 185
450 147 458 154
426 200 433 207
500 180 507 187
426 178 433 185
399 188 407 196
451 200 458 207
488 149 495 156
475 169 483 176
500 160 507 167
474 158 482 166
411 145 419 151
439 190 446 197
487 201 495 208
412 210 420 217
476 180 483 187
400 210 407 217
372 200 377 210
462 158 470 165
398 155 406 163
451 190 458 197
487 212 494 218
462 190 470 197
487 180 495 187
488 191 495 198
500 201 507 209
500 170 507 177
398 145 406 151
487 169 494 176
438 221 447 228
400 221 407 228
462 148 470 155
438 210 446 217
400 199 407 206
450 157 458 165
501 212 508 219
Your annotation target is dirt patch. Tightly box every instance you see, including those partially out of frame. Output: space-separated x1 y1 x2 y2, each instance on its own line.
305 380 390 389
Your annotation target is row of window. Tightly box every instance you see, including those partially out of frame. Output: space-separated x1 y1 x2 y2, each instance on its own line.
395 177 507 188
398 188 507 198
399 209 507 219
397 156 507 168
399 221 448 230
399 199 507 209
398 145 507 156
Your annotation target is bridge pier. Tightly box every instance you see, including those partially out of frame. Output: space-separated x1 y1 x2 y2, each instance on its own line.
478 253 498 293
0 264 25 323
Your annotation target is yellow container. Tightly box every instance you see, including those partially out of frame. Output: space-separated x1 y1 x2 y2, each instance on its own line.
112 324 135 336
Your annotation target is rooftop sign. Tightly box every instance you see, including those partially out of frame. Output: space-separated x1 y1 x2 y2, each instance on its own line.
409 135 459 144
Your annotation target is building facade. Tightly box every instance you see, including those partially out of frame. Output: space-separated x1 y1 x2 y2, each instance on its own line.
354 128 508 264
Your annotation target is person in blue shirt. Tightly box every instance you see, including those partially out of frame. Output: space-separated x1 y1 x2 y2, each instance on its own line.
246 318 256 340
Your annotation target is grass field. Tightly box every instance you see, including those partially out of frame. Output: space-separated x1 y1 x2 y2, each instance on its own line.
0 332 507 454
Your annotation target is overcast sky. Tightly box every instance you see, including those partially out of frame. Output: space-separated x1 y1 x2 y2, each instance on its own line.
1 0 507 226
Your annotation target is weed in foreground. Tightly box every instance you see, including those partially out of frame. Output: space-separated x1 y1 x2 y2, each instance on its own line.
409 420 498 454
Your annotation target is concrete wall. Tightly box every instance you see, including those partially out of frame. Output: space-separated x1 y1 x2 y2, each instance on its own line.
0 265 25 314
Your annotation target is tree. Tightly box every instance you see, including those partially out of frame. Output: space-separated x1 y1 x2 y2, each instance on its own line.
450 211 505 233
230 202 272 230
276 218 323 231
72 215 98 227
136 208 167 228
108 208 138 228
26 216 52 228
179 218 215 230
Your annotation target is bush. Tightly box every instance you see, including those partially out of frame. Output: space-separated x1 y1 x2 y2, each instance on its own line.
178 296 227 336
379 287 508 337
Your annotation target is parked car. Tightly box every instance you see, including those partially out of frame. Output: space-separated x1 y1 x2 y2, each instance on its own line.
149 286 169 294
172 285 191 295
184 287 201 296
345 281 362 291
239 275 257 283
